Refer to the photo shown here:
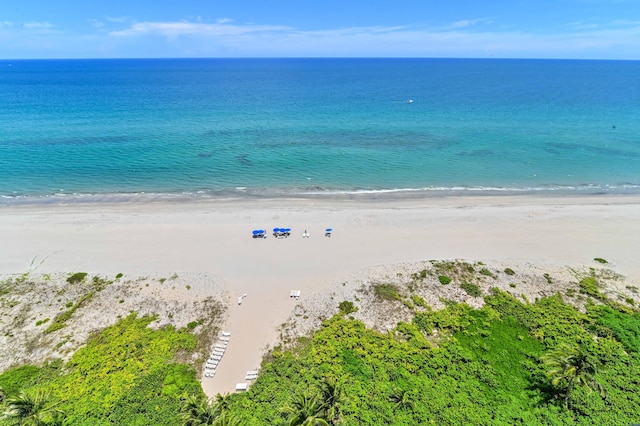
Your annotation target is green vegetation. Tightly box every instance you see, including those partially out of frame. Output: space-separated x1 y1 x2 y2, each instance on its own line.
372 283 401 302
460 282 482 297
2 266 640 425
221 290 639 424
593 258 608 264
66 272 87 284
44 292 95 334
479 268 495 278
1 314 201 425
579 277 603 299
504 267 516 276
338 301 358 315
437 275 451 285
35 318 50 327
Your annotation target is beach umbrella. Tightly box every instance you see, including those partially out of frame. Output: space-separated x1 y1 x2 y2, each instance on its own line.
326 228 333 232
252 230 260 235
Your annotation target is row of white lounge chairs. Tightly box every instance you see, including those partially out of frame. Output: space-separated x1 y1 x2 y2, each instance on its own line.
203 331 261 391
203 331 231 378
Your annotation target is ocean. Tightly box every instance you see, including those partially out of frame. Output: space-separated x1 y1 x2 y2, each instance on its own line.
1 58 639 204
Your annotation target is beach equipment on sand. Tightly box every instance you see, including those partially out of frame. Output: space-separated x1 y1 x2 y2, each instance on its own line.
252 229 266 238
236 383 248 392
273 227 292 238
325 228 333 237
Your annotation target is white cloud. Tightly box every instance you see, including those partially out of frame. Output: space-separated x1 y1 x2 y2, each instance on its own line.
445 18 493 30
88 19 105 29
3 16 640 59
105 16 131 24
22 21 54 30
109 21 292 38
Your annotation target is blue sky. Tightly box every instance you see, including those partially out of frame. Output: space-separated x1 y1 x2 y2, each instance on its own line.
1 0 639 59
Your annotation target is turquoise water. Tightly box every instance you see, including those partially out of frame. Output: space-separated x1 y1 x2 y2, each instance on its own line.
1 58 639 203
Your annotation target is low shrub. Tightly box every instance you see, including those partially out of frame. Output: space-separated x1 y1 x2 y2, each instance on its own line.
66 272 87 284
438 275 452 285
372 283 402 302
594 258 608 264
579 277 602 299
504 268 515 276
479 268 495 278
461 282 482 297
339 301 359 315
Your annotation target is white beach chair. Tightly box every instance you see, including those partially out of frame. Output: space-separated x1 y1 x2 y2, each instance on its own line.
235 383 248 392
219 336 230 342
222 331 231 337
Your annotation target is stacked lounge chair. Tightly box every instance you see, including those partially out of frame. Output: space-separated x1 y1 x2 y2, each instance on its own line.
273 227 292 238
245 369 259 381
203 331 231 378
251 229 266 239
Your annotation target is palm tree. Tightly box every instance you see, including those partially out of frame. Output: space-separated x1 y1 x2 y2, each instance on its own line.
317 379 343 424
180 395 220 426
212 412 240 426
2 388 65 426
213 393 231 413
389 388 414 412
283 392 329 426
542 342 606 409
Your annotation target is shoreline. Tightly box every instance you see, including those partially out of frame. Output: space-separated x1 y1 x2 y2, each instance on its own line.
3 185 640 207
2 194 639 395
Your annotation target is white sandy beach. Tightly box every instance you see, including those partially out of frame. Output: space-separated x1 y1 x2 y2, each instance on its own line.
1 195 640 396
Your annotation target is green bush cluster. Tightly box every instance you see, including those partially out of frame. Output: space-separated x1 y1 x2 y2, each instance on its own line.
3 274 640 425
0 313 201 425
460 282 482 297
338 301 358 315
372 283 401 301
66 272 88 284
579 276 603 299
224 290 640 425
438 275 452 285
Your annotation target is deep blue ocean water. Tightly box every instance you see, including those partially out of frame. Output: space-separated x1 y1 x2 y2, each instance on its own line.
1 58 639 203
